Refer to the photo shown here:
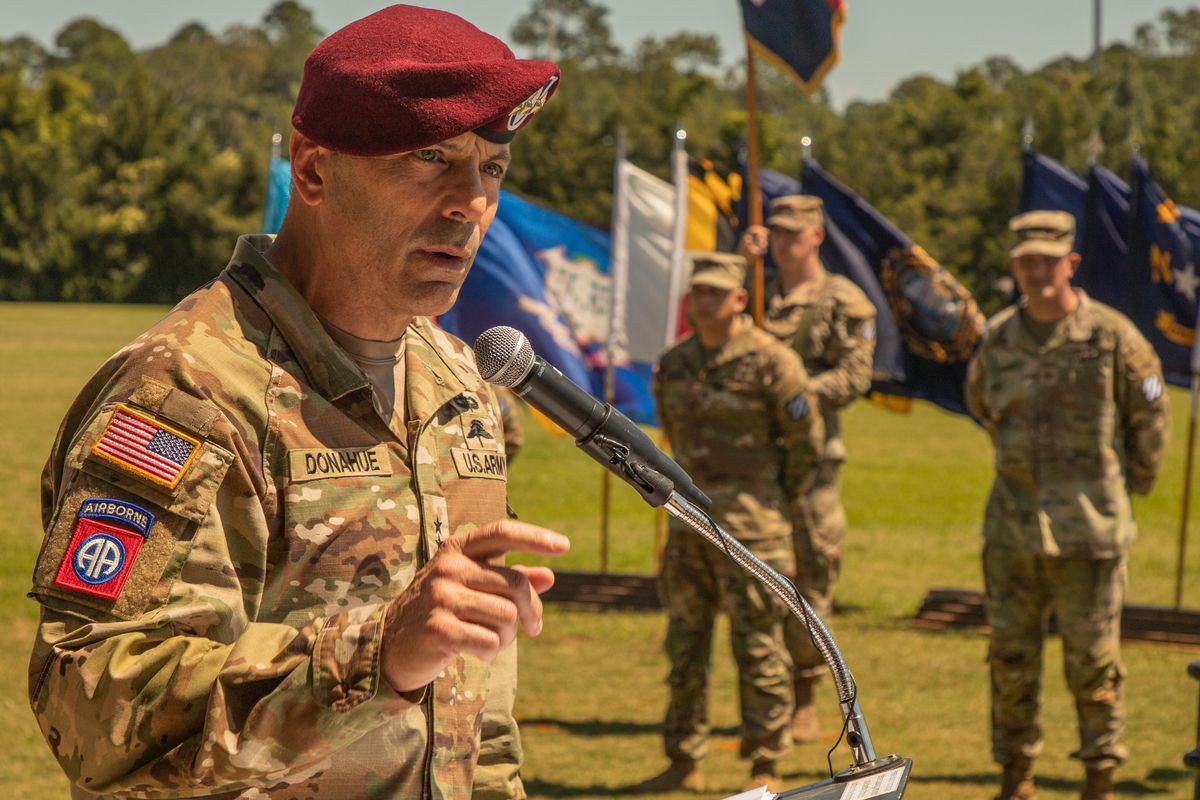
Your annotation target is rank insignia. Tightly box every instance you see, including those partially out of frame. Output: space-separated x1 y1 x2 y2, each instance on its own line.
92 404 200 490
53 498 153 600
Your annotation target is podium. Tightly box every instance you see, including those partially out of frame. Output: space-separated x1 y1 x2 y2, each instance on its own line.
725 757 912 800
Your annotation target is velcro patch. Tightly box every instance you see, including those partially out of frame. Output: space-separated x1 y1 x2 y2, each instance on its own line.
787 394 810 420
91 404 200 491
451 448 507 480
289 445 392 482
53 515 147 600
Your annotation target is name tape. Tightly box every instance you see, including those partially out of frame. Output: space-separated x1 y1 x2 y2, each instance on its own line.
289 445 392 482
451 448 507 481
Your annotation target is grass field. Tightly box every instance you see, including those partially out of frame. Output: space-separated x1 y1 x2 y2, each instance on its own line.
2 301 1198 799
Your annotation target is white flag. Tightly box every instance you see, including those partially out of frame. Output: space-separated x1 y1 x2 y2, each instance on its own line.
610 159 687 366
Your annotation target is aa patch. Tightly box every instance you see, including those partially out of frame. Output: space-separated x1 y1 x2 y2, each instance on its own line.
1142 375 1164 402
53 499 152 600
92 404 200 491
787 394 810 420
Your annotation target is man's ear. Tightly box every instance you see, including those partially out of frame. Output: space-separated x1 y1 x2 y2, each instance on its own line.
289 131 327 207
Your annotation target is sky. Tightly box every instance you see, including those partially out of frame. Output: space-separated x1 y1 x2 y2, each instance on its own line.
6 1 1193 108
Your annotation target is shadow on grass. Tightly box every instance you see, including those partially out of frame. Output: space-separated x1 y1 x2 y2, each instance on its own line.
908 771 1182 796
519 717 742 738
523 777 631 797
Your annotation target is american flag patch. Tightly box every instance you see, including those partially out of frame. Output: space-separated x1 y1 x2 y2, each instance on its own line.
91 405 200 490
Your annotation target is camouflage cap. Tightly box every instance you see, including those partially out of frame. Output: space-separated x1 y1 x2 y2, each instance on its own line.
1008 210 1075 260
688 251 746 290
767 195 824 231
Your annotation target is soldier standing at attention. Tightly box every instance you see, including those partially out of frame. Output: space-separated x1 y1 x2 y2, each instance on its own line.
637 252 823 794
965 211 1170 800
27 6 569 798
740 195 876 743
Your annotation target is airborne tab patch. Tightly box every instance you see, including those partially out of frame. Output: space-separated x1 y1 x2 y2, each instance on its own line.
451 447 507 481
92 404 200 491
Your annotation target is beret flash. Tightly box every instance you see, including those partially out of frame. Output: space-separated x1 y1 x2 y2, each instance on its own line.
292 4 560 156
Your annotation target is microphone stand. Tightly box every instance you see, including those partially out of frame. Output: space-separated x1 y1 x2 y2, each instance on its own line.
579 428 906 782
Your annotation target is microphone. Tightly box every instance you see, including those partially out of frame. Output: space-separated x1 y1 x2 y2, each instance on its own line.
473 326 711 510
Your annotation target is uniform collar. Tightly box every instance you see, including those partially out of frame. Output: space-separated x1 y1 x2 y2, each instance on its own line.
225 235 371 401
768 263 829 308
1014 288 1095 351
681 315 760 369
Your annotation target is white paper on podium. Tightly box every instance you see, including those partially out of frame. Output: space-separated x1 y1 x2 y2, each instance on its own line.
720 786 776 800
840 765 904 800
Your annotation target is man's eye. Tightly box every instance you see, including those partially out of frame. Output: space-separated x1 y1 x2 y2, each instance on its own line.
483 163 506 179
415 149 439 162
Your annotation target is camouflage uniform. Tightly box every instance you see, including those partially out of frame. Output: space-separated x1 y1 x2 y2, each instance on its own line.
965 289 1170 770
654 317 823 765
761 269 875 677
494 387 525 462
28 236 524 799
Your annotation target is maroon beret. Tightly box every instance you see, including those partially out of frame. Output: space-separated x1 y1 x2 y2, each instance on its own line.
292 4 560 156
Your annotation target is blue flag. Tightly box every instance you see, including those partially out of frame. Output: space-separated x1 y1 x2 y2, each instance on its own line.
439 191 657 424
262 157 291 235
1019 150 1087 254
1129 157 1198 386
734 162 983 412
801 160 985 413
1078 164 1132 311
739 0 845 95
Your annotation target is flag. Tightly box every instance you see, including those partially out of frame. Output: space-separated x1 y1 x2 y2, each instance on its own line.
801 159 985 413
610 159 687 368
262 156 291 235
1019 150 1087 254
438 191 658 424
1078 164 1132 311
1129 157 1198 386
739 0 846 96
686 159 741 253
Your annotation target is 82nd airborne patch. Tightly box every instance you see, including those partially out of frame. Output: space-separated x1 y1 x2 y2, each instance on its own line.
53 498 154 601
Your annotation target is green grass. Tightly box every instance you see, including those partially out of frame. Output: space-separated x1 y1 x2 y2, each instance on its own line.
2 301 1198 799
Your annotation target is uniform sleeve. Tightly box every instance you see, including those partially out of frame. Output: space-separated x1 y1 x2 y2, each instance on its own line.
472 643 525 799
495 387 525 464
964 343 991 428
810 290 876 411
1113 324 1171 495
765 346 824 506
28 400 420 797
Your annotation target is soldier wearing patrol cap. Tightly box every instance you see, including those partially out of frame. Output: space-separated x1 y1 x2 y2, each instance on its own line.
740 194 876 744
637 252 824 794
28 6 569 799
965 210 1170 800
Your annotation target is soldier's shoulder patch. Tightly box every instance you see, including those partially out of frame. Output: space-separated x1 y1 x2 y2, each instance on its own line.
52 498 153 600
91 404 200 491
786 393 810 420
1141 375 1164 402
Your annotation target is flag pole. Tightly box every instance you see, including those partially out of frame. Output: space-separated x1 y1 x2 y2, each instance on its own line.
1176 310 1200 609
744 34 765 326
601 130 629 574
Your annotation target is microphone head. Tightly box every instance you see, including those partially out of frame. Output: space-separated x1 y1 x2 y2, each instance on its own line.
473 325 536 388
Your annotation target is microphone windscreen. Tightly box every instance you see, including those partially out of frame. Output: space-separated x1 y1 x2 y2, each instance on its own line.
473 326 536 387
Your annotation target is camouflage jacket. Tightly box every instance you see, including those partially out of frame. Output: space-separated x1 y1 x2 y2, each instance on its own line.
654 319 823 565
761 268 875 458
28 236 523 799
965 291 1170 558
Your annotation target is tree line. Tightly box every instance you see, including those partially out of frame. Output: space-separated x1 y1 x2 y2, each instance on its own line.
3 0 1199 312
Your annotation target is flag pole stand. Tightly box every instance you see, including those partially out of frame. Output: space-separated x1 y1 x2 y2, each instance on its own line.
744 34 765 326
1177 369 1200 609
